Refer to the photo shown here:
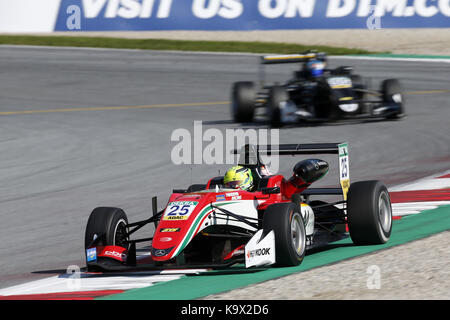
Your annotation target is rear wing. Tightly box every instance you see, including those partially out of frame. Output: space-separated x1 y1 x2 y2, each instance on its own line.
233 143 350 199
257 143 340 155
258 51 327 87
261 53 318 65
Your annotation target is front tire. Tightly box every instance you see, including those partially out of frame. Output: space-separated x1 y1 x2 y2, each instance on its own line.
381 79 404 118
263 203 306 267
267 86 288 128
231 81 256 123
347 181 392 245
85 207 129 251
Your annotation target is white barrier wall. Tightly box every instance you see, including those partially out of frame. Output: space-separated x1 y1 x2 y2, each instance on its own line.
0 0 60 33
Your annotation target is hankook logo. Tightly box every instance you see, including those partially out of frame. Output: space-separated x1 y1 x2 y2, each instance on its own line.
247 247 271 258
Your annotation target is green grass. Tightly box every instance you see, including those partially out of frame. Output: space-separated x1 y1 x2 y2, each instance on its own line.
0 35 378 55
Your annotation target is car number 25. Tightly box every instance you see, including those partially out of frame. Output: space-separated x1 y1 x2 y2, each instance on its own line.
163 202 198 220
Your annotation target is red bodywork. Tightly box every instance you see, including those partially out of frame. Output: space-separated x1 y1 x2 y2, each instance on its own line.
94 173 309 264
95 246 128 262
150 173 309 262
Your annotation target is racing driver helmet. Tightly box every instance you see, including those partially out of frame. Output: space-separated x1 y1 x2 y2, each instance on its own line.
306 60 325 78
223 166 254 191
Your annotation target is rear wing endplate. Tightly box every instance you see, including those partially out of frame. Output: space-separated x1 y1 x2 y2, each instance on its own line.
337 143 350 200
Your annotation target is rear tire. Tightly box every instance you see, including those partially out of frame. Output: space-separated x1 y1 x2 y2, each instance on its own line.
85 207 129 251
347 181 392 245
231 81 256 123
263 203 306 267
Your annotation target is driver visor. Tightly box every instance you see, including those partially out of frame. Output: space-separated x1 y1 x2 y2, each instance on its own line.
224 180 245 189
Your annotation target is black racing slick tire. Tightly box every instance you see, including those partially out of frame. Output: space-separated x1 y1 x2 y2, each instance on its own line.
263 203 306 267
382 79 402 103
267 86 288 128
347 181 393 245
85 207 129 251
381 78 404 118
231 81 256 123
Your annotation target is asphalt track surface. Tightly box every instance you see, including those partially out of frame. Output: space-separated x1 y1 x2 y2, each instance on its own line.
0 46 449 290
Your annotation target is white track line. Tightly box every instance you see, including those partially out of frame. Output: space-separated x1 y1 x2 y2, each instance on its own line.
390 170 450 192
0 269 207 296
1 45 449 63
331 55 450 64
390 178 450 192
392 201 450 216
0 274 178 296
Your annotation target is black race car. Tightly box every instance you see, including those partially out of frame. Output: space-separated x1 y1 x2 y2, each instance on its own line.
231 51 405 127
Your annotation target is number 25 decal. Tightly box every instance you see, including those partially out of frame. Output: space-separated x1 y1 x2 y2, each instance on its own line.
341 157 348 179
167 205 190 216
163 202 198 220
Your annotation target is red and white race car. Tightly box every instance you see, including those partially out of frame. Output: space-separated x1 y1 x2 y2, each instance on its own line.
84 143 393 271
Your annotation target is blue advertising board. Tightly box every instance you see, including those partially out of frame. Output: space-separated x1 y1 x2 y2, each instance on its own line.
55 0 450 31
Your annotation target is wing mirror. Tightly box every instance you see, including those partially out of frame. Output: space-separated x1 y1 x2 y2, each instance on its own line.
293 159 329 183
